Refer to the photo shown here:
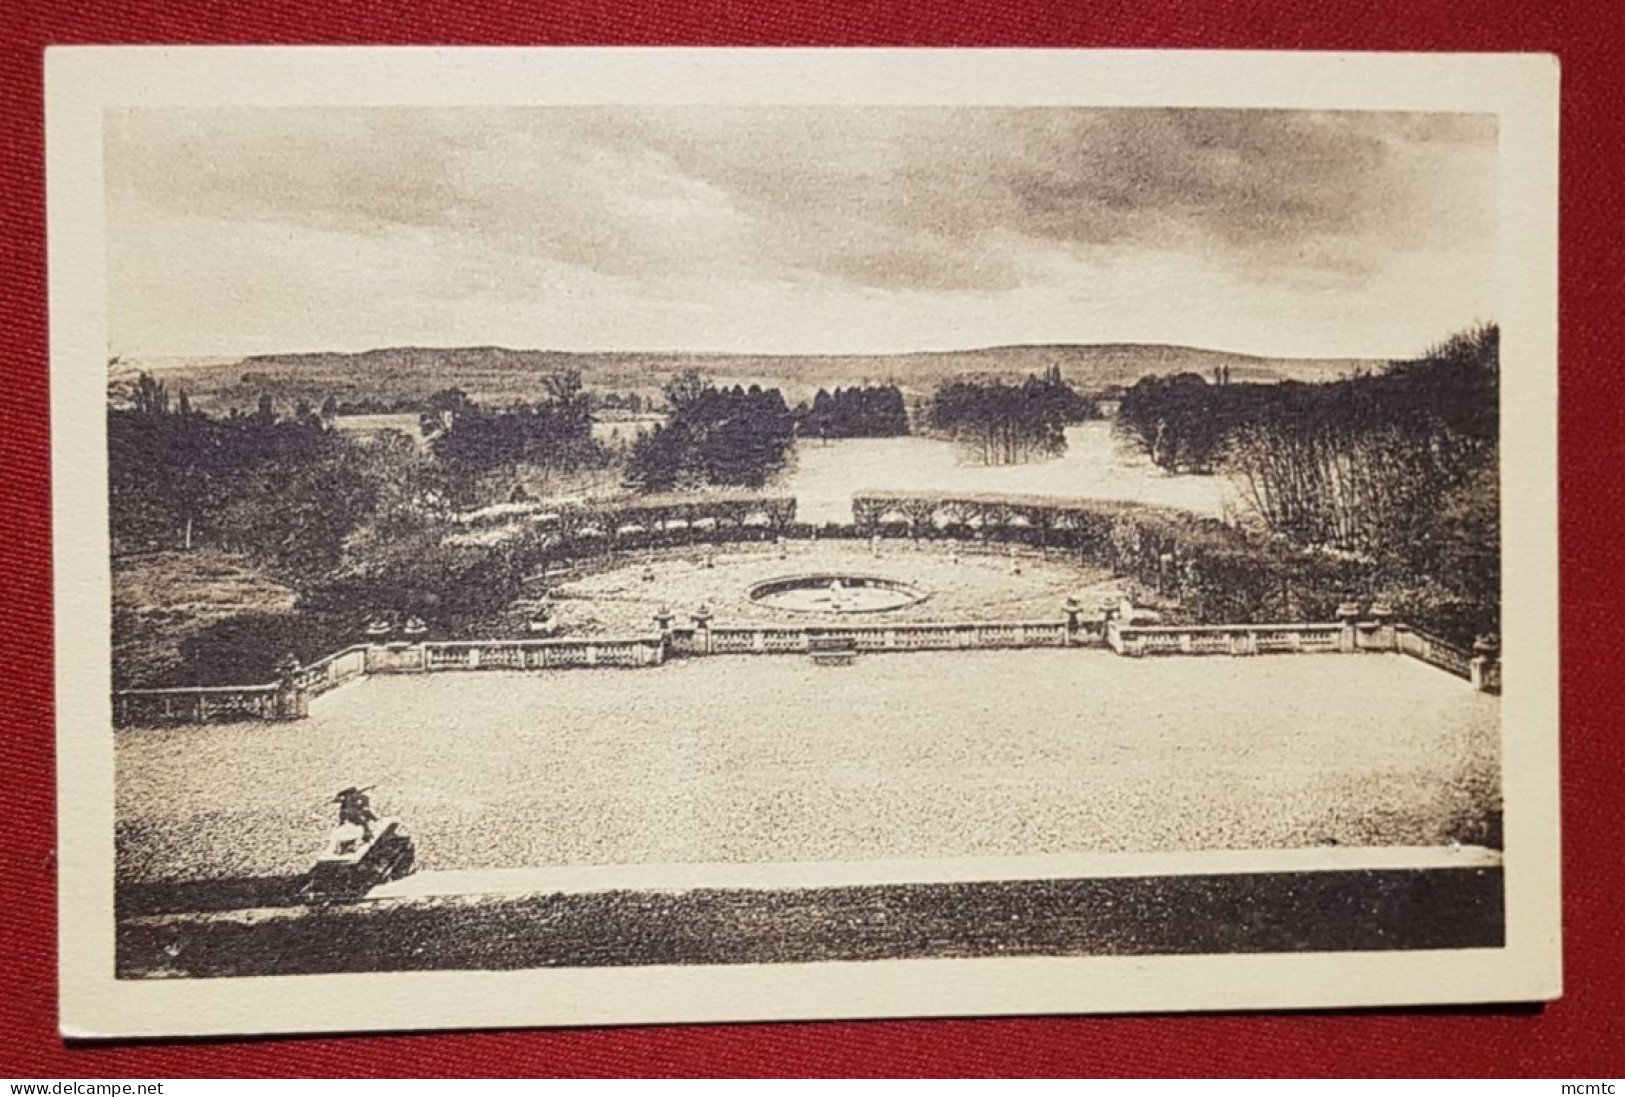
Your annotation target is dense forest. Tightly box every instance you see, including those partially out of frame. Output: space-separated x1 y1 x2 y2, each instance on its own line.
109 374 378 578
1116 324 1500 639
425 371 607 504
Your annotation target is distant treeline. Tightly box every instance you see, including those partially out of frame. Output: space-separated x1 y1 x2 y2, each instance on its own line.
795 385 910 439
928 367 1100 466
624 371 795 492
327 390 655 419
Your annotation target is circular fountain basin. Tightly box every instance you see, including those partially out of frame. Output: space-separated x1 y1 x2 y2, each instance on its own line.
748 574 928 615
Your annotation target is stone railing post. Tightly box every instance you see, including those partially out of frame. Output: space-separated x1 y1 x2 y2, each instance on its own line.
1394 621 1415 658
1365 600 1396 652
1336 600 1361 654
692 604 714 655
273 653 304 720
1471 633 1501 692
1063 597 1082 645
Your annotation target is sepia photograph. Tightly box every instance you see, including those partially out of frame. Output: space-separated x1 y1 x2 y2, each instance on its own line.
49 48 1560 1037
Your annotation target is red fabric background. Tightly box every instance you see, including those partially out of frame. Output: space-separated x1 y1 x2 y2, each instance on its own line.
3 0 1620 1078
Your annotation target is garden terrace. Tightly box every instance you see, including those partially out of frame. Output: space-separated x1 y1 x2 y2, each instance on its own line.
115 650 1501 888
512 541 1124 636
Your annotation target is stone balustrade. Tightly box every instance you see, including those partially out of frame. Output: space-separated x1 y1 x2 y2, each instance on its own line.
114 596 1498 727
699 619 1072 656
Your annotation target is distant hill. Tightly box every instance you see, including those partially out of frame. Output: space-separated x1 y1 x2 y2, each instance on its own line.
116 344 1383 412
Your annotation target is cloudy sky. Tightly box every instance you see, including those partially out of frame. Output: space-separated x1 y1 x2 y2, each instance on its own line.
105 106 1496 360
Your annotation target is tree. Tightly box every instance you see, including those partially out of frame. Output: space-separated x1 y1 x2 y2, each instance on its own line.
625 380 794 492
1114 323 1501 641
108 391 381 576
427 376 607 505
661 369 710 412
1117 373 1230 472
133 372 170 417
796 384 911 439
927 374 1074 465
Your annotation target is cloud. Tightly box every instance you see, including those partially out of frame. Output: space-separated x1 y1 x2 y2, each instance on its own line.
104 105 1497 357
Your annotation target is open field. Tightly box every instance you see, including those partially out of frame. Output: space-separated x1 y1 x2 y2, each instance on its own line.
329 412 427 448
780 423 1236 524
116 651 1500 889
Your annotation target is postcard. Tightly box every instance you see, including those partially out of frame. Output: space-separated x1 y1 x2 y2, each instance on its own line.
48 47 1560 1038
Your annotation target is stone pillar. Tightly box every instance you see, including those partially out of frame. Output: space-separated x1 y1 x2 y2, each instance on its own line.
692 604 714 655
1471 633 1501 692
273 653 303 720
1392 622 1416 660
1063 597 1082 645
1336 600 1361 654
1365 601 1395 652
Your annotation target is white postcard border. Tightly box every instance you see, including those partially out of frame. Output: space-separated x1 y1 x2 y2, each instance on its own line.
48 47 1561 1039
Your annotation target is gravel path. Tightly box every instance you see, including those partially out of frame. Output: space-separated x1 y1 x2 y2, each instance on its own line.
116 650 1500 886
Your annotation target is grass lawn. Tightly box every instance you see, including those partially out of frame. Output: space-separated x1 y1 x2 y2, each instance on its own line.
112 550 298 688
